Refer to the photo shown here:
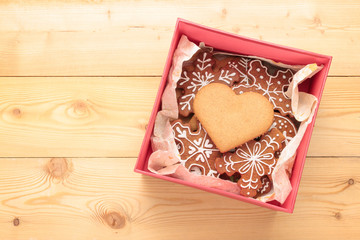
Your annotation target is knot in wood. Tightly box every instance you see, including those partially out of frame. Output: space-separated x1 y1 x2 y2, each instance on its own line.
72 100 89 116
13 218 20 226
348 178 355 185
103 212 126 229
334 212 342 220
46 158 69 179
12 108 22 117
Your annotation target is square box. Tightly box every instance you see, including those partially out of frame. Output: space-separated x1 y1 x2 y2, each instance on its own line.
134 18 332 213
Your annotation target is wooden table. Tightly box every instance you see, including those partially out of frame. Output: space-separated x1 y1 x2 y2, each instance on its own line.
0 1 359 239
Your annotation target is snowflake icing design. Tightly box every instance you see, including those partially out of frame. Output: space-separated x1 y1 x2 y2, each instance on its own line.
196 52 212 71
177 50 238 116
188 71 215 92
215 128 284 197
172 120 220 177
249 60 294 114
228 58 251 85
232 59 294 115
219 69 236 84
178 51 215 113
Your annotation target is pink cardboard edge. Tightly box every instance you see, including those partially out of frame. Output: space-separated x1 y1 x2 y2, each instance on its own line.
135 18 332 213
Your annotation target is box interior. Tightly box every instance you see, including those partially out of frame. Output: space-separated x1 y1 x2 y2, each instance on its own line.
136 19 332 213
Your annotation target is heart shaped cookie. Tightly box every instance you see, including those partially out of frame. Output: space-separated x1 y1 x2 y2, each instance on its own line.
193 83 274 153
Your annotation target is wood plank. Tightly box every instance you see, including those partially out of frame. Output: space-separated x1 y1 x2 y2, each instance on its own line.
308 77 360 156
0 77 160 157
0 157 359 240
0 0 359 76
0 76 358 157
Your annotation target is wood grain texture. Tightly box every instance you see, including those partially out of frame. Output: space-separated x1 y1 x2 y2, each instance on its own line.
0 157 358 240
0 76 358 157
0 0 359 76
0 1 358 239
0 77 159 157
308 77 360 156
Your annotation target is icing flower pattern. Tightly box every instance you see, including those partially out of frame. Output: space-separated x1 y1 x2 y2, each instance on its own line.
215 128 285 197
172 120 221 177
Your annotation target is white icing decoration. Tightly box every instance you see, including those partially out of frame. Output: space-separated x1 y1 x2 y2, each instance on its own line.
279 98 283 102
187 71 215 92
178 71 190 86
274 114 297 145
277 81 281 84
260 178 270 194
179 68 215 111
246 60 294 115
221 134 280 191
260 75 264 79
179 93 195 111
173 121 220 177
188 145 196 155
196 52 212 71
256 68 260 72
286 104 290 108
179 52 238 114
228 58 252 85
219 69 236 84
282 131 291 145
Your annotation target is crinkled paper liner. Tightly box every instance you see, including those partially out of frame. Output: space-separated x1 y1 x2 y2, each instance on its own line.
148 35 323 204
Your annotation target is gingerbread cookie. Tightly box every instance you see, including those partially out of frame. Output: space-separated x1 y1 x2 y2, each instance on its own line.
273 113 298 157
177 50 240 117
215 128 285 197
256 176 272 197
171 119 221 177
273 113 298 145
224 56 253 86
232 59 295 116
193 83 274 153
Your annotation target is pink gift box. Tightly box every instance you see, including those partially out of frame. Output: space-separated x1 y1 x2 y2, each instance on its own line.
134 18 332 213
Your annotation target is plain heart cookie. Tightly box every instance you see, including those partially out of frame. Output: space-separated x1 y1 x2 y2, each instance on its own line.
193 83 274 153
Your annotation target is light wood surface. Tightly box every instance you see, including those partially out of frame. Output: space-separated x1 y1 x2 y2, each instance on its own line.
0 0 359 239
0 157 359 240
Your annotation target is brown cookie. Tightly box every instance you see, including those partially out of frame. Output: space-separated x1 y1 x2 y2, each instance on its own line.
193 83 274 153
224 56 253 86
171 119 221 177
232 59 295 116
215 128 285 197
256 176 272 198
273 113 298 157
177 50 239 117
273 113 298 145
